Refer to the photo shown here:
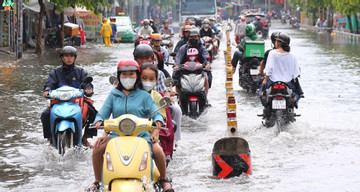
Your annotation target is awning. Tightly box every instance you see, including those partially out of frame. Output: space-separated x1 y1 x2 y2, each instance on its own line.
23 0 53 13
55 6 94 17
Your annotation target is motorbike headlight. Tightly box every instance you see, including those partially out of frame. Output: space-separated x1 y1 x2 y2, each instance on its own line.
119 118 136 135
58 91 72 101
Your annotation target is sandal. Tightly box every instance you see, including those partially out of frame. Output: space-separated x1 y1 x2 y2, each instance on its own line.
159 178 174 192
85 181 100 192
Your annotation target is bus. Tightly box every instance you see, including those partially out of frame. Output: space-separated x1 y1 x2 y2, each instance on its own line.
179 0 217 25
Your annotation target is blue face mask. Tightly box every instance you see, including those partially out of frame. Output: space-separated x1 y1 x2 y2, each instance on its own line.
144 26 149 29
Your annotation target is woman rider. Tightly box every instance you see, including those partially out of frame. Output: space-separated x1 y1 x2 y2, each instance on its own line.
262 33 302 107
86 60 174 192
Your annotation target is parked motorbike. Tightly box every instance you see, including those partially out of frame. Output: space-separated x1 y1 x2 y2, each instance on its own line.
45 25 61 48
238 58 263 93
281 15 287 24
259 81 300 131
95 97 171 192
48 77 94 155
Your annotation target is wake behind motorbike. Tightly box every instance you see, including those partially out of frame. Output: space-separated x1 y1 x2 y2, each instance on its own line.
258 81 300 131
238 40 265 93
94 97 171 192
48 77 94 155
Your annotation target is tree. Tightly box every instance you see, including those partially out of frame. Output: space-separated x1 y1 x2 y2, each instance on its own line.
331 0 360 33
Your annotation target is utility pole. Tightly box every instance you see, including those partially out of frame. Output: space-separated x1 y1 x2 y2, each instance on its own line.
16 0 23 59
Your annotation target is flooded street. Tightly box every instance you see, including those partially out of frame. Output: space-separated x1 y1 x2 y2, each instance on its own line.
1 21 360 191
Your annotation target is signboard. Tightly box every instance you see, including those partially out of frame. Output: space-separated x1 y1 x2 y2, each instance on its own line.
81 13 102 39
2 0 14 11
0 11 10 47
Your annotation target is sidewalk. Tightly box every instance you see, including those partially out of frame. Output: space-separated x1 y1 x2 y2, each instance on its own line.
0 47 16 65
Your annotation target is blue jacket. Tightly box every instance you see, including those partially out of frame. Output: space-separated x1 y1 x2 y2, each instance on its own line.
43 63 93 91
94 88 164 125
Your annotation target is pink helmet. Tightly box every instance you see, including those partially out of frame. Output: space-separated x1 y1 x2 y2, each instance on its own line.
187 48 199 56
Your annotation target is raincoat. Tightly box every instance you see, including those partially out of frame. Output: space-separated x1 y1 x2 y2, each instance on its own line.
100 18 113 46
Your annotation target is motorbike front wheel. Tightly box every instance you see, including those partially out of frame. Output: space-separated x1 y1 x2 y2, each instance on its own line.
57 130 73 155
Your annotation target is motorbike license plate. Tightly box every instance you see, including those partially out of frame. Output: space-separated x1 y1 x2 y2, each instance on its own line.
250 69 259 75
272 99 286 109
117 37 122 40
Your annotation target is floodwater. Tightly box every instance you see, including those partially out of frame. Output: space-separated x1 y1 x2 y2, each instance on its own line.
0 21 359 191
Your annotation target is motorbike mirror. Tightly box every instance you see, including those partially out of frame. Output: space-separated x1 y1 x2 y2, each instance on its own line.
206 56 212 62
82 76 93 84
109 76 119 86
164 77 174 87
149 97 171 120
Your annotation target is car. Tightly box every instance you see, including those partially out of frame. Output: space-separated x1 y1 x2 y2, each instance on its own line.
109 16 136 43
244 14 269 38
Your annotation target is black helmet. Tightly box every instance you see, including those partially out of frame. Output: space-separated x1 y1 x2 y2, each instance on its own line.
60 46 77 58
149 19 154 24
275 32 290 45
189 29 200 37
270 31 281 43
133 44 154 58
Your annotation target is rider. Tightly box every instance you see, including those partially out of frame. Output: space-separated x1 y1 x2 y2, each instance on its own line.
209 17 221 47
231 24 260 73
151 33 170 62
174 25 192 54
252 16 264 33
159 20 174 36
159 20 174 47
261 33 303 107
179 18 191 38
137 19 153 36
235 16 247 44
149 19 158 33
258 31 280 77
199 19 213 38
173 29 211 100
86 60 174 192
40 46 96 147
109 17 117 44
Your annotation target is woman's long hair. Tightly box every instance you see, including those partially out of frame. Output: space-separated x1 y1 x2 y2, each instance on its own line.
278 41 290 52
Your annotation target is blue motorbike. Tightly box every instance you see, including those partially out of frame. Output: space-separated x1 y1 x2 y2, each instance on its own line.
48 77 92 154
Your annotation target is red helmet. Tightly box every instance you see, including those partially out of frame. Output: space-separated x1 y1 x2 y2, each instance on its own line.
117 59 140 72
256 16 261 20
241 17 246 21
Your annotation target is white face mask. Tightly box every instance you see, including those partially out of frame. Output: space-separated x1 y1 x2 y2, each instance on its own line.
142 81 156 91
120 78 136 90
189 56 196 61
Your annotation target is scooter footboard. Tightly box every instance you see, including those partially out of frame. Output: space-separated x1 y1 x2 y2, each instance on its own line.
107 179 143 192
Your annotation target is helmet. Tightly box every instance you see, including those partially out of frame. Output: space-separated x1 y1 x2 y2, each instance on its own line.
240 16 246 21
143 19 149 25
117 59 140 72
149 19 154 24
189 29 200 37
103 18 108 23
110 17 115 22
133 44 154 58
245 24 256 34
60 46 77 58
183 25 192 32
140 20 144 25
270 31 281 42
202 19 210 24
275 32 290 45
187 48 199 56
209 17 215 21
163 19 169 24
151 33 162 41
256 16 261 20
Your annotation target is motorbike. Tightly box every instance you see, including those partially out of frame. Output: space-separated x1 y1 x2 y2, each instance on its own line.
259 81 300 131
161 34 173 53
290 17 300 29
178 49 208 119
202 36 215 63
95 97 171 192
281 15 287 24
238 58 263 93
135 34 152 47
45 24 81 48
48 77 94 155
